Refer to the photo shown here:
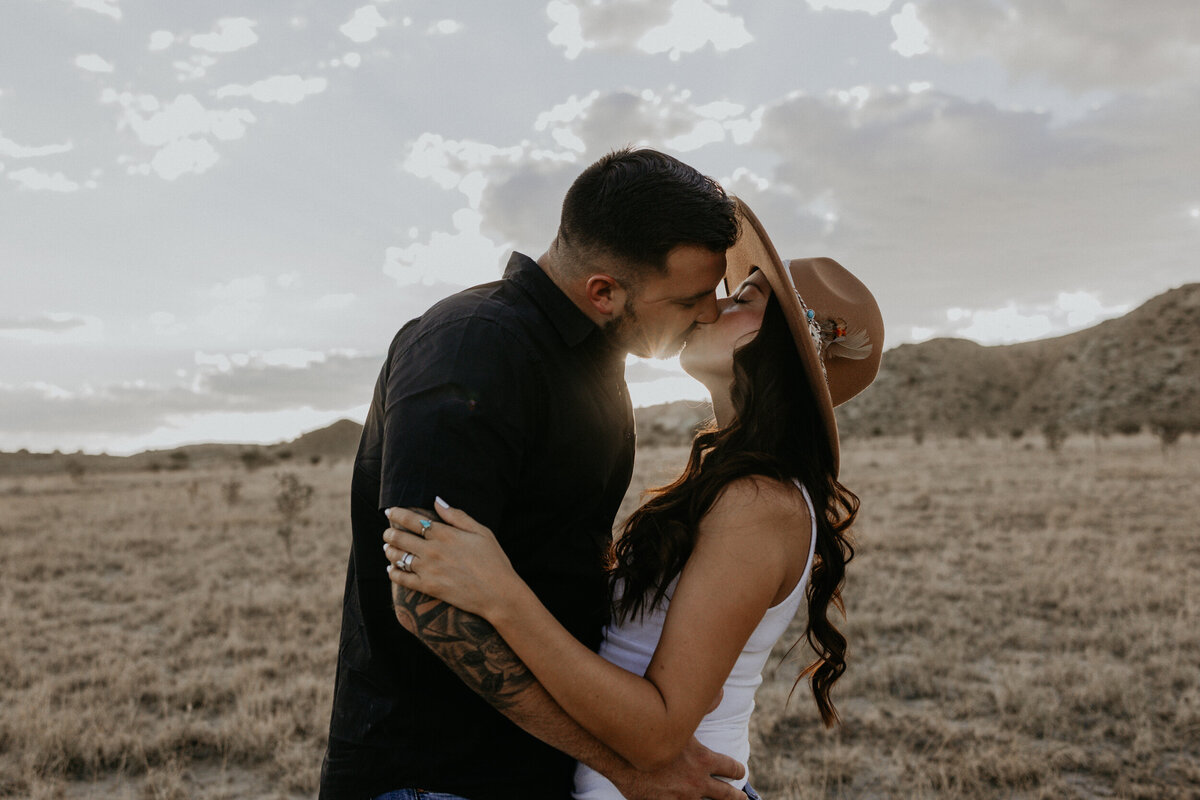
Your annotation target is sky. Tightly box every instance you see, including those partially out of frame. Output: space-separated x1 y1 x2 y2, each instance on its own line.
2 0 1198 455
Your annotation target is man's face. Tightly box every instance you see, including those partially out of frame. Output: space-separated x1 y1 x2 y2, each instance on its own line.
606 244 726 358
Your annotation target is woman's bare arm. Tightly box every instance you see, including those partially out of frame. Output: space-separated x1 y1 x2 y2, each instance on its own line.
385 477 810 770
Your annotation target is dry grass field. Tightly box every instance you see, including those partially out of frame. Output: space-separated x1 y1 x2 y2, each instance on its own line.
1 434 1197 799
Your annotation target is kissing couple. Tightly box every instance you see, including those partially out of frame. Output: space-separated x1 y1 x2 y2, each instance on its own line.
318 147 883 800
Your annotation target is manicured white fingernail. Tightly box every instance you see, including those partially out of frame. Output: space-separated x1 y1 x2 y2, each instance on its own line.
383 508 392 519
435 496 449 509
386 564 393 573
383 543 389 553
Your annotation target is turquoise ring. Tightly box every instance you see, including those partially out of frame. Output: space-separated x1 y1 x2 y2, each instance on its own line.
418 519 433 534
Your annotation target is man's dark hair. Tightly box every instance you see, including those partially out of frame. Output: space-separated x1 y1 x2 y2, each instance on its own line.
558 147 739 275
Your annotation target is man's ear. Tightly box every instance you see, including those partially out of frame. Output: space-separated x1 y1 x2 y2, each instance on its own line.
583 274 627 318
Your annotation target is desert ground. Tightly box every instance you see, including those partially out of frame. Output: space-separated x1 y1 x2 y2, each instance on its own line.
1 433 1196 799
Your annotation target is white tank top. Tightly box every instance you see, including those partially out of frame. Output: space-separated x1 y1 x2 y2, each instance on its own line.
573 482 818 798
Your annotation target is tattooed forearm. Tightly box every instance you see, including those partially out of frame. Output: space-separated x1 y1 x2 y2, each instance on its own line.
392 582 536 709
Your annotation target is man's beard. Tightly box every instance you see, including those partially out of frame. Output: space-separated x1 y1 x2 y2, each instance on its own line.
602 305 639 353
603 306 691 359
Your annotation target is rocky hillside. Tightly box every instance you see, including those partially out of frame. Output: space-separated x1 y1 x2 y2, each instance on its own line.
839 282 1199 438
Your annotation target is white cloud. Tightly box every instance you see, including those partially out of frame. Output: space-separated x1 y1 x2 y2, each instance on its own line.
664 119 726 151
428 19 463 35
172 54 217 81
725 105 764 143
457 171 487 208
694 100 745 120
74 53 114 73
148 30 175 51
340 6 388 43
0 313 88 334
947 303 1052 344
194 350 233 372
534 92 601 130
0 133 73 159
636 0 753 60
832 85 871 109
533 88 761 160
916 0 1200 91
215 75 328 104
106 92 254 179
149 137 219 180
944 290 1131 345
890 3 929 57
342 52 362 68
7 167 81 192
189 18 259 53
547 0 749 60
69 0 120 20
402 133 525 206
149 311 184 335
252 348 328 368
550 128 586 153
725 166 770 192
806 0 893 13
1054 290 1131 328
383 208 509 288
546 1 587 59
210 275 267 302
0 312 101 342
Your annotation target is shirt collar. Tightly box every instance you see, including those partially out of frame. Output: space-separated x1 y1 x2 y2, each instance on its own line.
504 252 602 349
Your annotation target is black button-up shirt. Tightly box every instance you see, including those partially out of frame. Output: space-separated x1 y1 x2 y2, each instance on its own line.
321 253 635 800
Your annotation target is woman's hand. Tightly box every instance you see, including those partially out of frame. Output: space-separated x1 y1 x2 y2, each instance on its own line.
383 498 520 620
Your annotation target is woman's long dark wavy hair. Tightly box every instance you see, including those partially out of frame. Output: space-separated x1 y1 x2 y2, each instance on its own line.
608 290 859 726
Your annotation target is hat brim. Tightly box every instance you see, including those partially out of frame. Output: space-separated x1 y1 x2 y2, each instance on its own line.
725 198 841 474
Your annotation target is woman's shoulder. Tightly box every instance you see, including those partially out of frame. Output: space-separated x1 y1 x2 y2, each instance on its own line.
701 474 812 540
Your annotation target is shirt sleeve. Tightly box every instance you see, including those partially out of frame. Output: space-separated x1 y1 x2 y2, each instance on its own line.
378 316 539 534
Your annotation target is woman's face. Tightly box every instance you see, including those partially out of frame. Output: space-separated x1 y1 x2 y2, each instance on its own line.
679 269 772 383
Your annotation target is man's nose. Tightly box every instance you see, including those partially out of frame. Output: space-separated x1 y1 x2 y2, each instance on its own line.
695 294 721 324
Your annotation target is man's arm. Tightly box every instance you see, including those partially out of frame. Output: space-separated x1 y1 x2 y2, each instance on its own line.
390 579 745 800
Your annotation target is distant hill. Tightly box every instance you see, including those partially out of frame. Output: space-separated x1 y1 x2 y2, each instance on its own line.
839 282 1200 438
267 418 363 461
2 283 1194 476
0 419 367 476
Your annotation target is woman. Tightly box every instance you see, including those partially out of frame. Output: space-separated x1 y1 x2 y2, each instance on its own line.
384 200 883 798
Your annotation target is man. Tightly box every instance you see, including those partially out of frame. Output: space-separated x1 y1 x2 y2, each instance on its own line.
322 148 745 800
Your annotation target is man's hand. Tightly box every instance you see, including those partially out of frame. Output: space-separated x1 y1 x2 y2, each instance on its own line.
609 738 746 800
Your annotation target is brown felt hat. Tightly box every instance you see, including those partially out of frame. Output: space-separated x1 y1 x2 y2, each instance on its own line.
725 198 884 474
